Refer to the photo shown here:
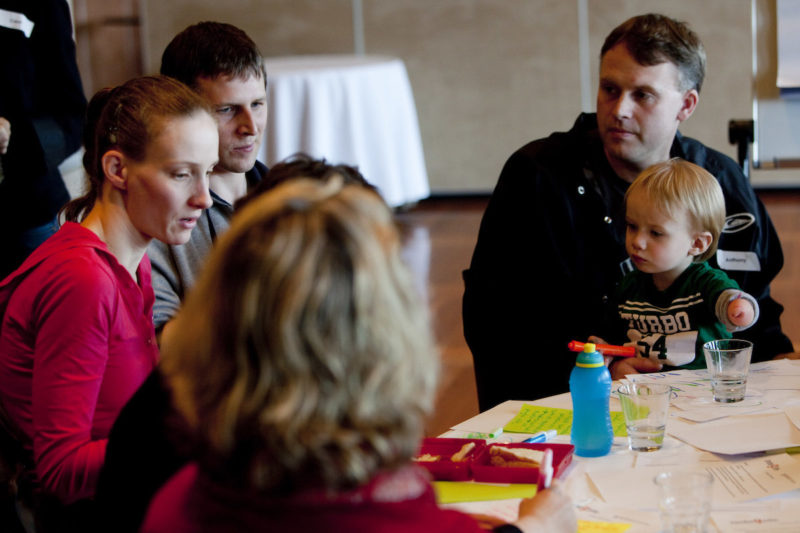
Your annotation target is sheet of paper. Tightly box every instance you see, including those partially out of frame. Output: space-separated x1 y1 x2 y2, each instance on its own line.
711 500 800 532
588 454 800 507
783 405 800 432
439 498 521 525
749 375 800 391
502 404 628 437
668 412 800 454
671 396 774 423
749 359 800 375
633 446 734 469
443 497 641 533
575 498 656 533
708 453 800 502
625 361 800 400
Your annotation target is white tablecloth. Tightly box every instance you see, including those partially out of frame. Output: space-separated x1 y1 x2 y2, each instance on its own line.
259 55 430 207
443 362 800 532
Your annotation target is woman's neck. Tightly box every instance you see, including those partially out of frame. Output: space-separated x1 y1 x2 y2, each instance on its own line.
81 198 149 279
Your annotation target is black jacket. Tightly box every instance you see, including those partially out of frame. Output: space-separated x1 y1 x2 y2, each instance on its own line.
0 0 86 229
463 113 792 411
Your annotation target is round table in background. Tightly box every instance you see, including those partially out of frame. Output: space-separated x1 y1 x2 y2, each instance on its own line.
258 54 430 207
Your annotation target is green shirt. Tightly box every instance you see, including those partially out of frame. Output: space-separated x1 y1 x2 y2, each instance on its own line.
613 262 742 370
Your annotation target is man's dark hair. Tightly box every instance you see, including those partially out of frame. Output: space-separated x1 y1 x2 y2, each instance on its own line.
160 21 266 88
601 13 706 93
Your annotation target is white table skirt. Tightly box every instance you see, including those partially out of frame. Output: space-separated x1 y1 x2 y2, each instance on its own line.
259 54 430 207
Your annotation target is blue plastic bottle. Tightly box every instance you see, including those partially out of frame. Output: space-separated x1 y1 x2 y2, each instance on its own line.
569 342 613 457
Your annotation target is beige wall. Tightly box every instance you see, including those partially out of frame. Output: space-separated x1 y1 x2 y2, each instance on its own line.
141 0 752 193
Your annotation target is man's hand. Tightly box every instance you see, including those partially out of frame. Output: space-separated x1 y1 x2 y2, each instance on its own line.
0 117 10 154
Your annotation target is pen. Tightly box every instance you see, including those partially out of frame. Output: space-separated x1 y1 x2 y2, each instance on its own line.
464 428 503 439
537 448 554 490
523 429 557 443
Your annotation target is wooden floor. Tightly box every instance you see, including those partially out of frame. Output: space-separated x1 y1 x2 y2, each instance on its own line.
400 191 800 438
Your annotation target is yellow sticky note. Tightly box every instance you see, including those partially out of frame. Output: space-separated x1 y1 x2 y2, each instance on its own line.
433 481 538 504
503 404 628 437
577 519 632 532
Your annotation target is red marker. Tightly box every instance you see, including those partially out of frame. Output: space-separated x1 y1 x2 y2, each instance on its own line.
568 340 635 357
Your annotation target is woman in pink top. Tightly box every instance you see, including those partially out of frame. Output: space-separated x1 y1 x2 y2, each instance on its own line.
0 75 218 519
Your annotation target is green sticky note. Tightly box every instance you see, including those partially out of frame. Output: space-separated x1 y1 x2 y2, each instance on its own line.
433 481 538 503
503 404 627 437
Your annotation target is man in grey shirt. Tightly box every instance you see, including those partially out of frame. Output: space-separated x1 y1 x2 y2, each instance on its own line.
148 22 269 335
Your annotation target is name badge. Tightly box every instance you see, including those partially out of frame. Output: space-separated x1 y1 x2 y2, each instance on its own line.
0 9 33 38
716 250 761 272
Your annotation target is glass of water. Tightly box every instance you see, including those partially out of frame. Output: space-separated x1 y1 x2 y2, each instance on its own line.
702 339 753 403
655 471 714 533
617 382 672 452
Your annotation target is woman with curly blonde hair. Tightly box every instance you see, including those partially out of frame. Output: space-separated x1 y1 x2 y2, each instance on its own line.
141 178 575 532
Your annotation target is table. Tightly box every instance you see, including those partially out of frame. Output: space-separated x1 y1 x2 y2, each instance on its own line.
259 54 430 207
442 360 800 532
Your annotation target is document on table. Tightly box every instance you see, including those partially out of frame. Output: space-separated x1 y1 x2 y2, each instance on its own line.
442 497 646 533
628 359 800 396
668 412 800 454
711 500 800 532
587 453 800 506
574 498 657 533
628 361 800 430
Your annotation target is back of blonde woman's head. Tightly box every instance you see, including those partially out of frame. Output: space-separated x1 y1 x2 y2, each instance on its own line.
162 178 438 493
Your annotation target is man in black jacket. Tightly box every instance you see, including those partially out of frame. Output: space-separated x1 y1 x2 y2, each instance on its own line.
463 13 793 411
0 0 86 278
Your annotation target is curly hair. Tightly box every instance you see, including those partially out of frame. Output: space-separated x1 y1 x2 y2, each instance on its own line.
161 178 438 494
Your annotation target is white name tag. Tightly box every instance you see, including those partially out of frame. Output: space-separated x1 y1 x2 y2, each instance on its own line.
0 9 33 38
716 250 761 272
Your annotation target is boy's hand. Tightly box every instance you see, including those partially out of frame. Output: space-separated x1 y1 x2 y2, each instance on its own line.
587 335 613 366
609 356 663 380
728 297 755 327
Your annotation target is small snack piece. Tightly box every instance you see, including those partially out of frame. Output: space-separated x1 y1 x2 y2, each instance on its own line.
450 442 476 462
414 453 440 463
489 446 545 468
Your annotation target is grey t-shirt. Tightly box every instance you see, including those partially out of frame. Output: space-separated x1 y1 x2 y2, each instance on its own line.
147 162 266 330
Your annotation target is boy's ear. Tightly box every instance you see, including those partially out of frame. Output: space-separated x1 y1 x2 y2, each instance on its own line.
101 150 127 191
689 231 713 257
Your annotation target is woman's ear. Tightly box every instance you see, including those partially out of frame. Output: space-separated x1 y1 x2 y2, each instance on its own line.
101 150 127 191
689 231 713 257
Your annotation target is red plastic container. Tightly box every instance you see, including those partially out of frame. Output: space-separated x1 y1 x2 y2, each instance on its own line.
414 438 485 481
471 442 575 484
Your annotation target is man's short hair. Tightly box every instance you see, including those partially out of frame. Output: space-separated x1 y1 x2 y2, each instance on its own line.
160 21 266 88
601 13 706 93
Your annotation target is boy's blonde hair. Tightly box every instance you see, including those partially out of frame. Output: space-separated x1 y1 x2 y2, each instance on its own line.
625 158 725 263
161 178 438 494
